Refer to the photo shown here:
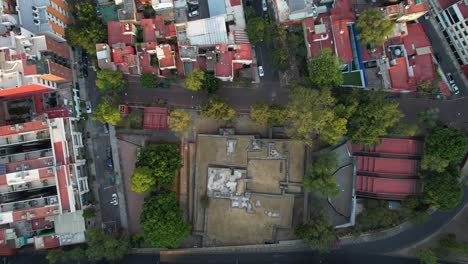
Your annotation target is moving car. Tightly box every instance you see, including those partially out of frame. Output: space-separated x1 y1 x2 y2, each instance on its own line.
262 0 267 11
258 66 265 77
446 73 455 84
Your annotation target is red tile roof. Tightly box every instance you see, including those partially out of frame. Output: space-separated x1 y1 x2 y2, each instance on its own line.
45 36 70 60
107 21 135 46
357 156 418 176
3 157 54 175
412 54 435 81
438 0 459 10
356 176 419 198
40 235 60 249
304 16 335 58
31 218 52 231
389 57 415 91
233 44 253 61
12 205 60 222
23 59 38 76
44 107 69 118
0 84 53 99
405 1 429 15
138 47 158 75
331 17 354 64
215 49 233 78
157 45 176 69
140 18 176 42
47 61 73 82
230 0 241 6
330 0 355 20
112 46 135 64
56 165 71 212
0 120 48 137
403 23 432 55
352 138 422 156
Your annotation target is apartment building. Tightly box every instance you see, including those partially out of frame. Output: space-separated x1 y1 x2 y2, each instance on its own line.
0 117 88 254
16 0 72 42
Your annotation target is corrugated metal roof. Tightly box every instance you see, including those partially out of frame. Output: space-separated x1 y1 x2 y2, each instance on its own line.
186 16 228 46
208 0 227 17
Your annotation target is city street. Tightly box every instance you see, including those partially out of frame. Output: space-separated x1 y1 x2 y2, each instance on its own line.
419 16 467 95
81 62 122 232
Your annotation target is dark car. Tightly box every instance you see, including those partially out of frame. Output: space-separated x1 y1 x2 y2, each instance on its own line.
157 81 170 89
106 158 113 169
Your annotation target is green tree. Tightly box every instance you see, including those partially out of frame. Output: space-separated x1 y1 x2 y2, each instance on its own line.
417 80 439 94
131 166 155 193
96 70 127 94
418 248 437 264
85 228 129 262
65 3 106 54
269 48 290 71
92 99 122 126
46 249 65 264
68 248 86 262
203 73 220 94
82 207 97 219
423 170 463 211
140 73 159 88
137 144 182 186
356 8 394 46
387 123 419 136
354 200 400 231
201 96 237 121
286 84 346 145
246 17 266 44
304 152 340 197
399 197 431 224
346 92 403 146
421 127 468 172
250 102 287 127
184 69 205 91
308 48 343 88
295 215 336 253
140 191 191 248
169 109 192 133
418 108 439 129
244 6 256 21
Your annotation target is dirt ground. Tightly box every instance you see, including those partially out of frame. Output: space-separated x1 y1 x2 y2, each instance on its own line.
117 136 146 235
205 194 294 246
247 159 285 194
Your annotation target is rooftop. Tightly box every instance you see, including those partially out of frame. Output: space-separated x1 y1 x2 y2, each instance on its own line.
107 21 135 47
186 16 228 46
303 15 334 58
156 44 176 70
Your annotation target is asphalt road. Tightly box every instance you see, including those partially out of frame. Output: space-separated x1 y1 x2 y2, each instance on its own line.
418 17 467 95
4 251 460 264
82 62 121 232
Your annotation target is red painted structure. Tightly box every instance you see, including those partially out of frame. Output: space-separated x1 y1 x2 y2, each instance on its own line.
351 138 422 200
143 107 168 130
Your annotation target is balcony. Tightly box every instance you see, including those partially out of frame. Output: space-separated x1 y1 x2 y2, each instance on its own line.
0 130 50 147
0 177 56 194
1 195 59 213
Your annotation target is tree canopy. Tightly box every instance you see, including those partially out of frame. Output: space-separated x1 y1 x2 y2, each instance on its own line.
184 69 220 94
421 127 468 172
136 144 182 186
344 92 403 146
354 200 400 232
418 249 437 264
308 48 343 88
96 70 127 94
286 84 347 145
184 69 205 91
85 228 129 262
246 17 266 44
423 169 463 211
140 191 191 248
169 109 192 133
201 96 237 121
131 166 155 193
356 8 394 46
250 102 287 127
46 248 86 264
140 73 159 88
65 3 107 54
304 152 340 197
295 215 336 253
92 98 122 126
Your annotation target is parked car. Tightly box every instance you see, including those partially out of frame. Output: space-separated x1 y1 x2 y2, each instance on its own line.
262 0 267 11
103 123 109 134
106 158 113 169
111 193 118 206
446 73 455 84
258 66 265 77
106 146 112 158
85 101 92 114
188 9 199 17
451 84 460 95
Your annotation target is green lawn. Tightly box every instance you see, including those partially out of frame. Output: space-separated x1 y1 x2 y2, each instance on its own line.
343 71 363 87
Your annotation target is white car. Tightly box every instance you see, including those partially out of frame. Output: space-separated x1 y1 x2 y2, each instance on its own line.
446 73 455 84
188 9 199 18
451 84 460 95
85 101 92 114
258 66 265 77
111 193 118 206
262 0 267 11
